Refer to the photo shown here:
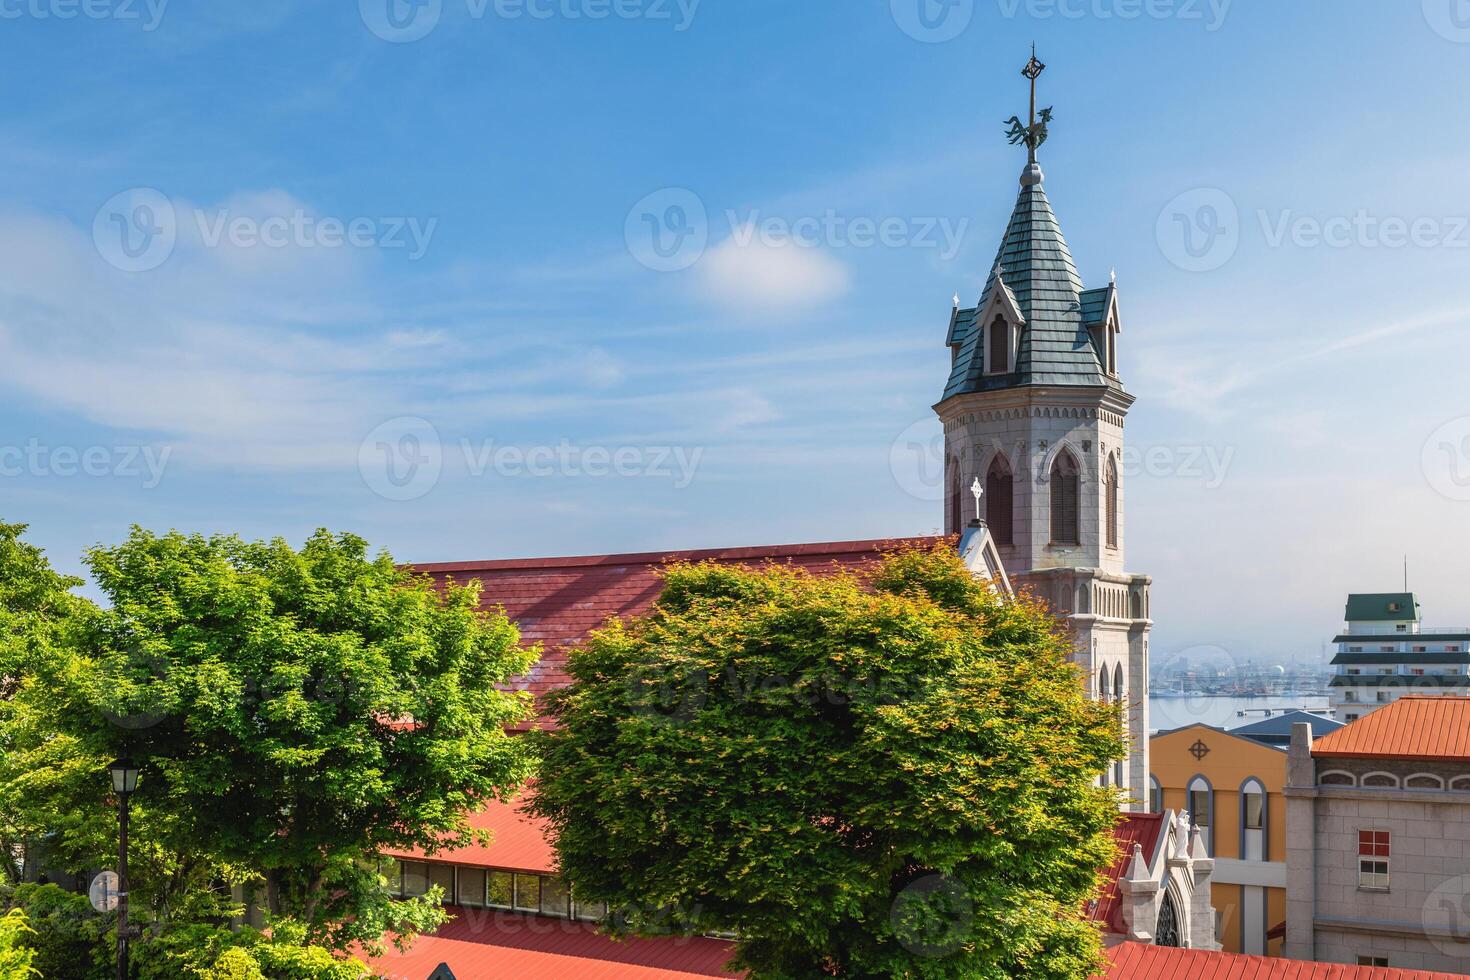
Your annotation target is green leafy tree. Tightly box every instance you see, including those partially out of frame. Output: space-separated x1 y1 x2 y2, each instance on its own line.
0 521 94 885
532 544 1125 980
7 527 537 955
0 907 37 980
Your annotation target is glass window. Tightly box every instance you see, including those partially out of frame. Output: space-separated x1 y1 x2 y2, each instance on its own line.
428 865 455 904
1189 790 1211 825
1244 792 1264 830
573 890 607 922
514 874 541 912
1359 831 1391 889
401 861 428 899
384 860 404 896
487 871 514 909
457 868 487 908
541 876 572 918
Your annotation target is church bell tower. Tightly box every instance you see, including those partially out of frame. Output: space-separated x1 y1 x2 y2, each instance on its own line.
935 51 1152 810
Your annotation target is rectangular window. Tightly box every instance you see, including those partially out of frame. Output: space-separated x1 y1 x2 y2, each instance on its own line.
401 861 429 899
456 868 487 908
1414 646 1428 653
541 876 572 918
428 865 455 904
1244 794 1264 830
1188 791 1210 826
486 871 514 909
1345 713 1359 721
513 874 541 912
1377 692 1391 702
572 892 607 922
384 860 404 896
1359 831 1390 889
1349 646 1363 653
1358 956 1390 967
1412 669 1426 676
1346 668 1361 675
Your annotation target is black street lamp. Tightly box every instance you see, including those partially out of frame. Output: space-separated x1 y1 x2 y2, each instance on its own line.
107 759 139 980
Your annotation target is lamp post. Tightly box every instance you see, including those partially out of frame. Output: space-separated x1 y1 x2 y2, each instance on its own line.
108 759 139 980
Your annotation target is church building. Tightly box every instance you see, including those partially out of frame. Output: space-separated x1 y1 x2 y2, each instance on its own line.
938 52 1152 809
369 55 1200 977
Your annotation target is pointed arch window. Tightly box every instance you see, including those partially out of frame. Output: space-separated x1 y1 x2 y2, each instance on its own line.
1050 451 1080 546
987 314 1011 374
1105 455 1119 550
1113 663 1126 787
985 454 1013 546
948 461 962 536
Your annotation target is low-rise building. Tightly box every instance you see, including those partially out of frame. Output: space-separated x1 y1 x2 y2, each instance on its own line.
1284 696 1470 970
1328 594 1470 722
1151 724 1290 956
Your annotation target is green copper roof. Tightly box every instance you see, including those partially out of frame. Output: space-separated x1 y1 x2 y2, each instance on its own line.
942 172 1118 400
1344 593 1420 622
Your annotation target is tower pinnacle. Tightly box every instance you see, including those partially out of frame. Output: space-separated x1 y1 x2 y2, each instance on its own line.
1005 47 1053 186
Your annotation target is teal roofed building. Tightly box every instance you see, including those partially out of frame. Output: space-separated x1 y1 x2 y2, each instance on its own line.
933 52 1152 812
1326 593 1470 722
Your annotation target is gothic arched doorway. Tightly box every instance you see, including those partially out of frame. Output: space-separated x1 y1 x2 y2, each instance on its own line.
1155 887 1182 948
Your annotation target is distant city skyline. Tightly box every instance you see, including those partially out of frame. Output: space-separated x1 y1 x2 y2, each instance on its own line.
2 2 1469 668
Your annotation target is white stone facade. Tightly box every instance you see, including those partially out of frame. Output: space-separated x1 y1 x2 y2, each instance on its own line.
938 384 1152 811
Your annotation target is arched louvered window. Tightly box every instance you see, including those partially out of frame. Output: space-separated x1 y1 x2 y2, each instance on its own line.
1113 663 1126 787
985 454 1013 546
1105 455 1119 550
988 315 1010 373
948 462 962 535
1050 451 1080 545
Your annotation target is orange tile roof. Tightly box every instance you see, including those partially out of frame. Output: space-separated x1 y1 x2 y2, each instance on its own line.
1312 696 1470 761
412 537 940 719
383 794 557 875
367 907 740 980
1102 942 1466 978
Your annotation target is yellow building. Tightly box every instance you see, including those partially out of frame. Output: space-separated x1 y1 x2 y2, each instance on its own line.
1150 722 1291 957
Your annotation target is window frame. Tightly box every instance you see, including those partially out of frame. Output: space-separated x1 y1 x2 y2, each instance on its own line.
1358 830 1391 890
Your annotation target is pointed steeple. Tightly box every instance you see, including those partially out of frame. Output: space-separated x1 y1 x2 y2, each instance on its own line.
941 51 1118 399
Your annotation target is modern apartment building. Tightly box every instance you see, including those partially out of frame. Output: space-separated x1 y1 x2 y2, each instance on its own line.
1327 594 1470 722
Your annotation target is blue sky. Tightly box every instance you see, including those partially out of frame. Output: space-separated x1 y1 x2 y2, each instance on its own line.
2 0 1469 668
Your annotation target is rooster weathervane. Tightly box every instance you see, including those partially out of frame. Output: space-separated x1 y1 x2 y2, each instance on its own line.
1003 46 1052 161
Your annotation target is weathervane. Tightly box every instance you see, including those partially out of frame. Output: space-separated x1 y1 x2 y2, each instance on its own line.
1004 45 1053 162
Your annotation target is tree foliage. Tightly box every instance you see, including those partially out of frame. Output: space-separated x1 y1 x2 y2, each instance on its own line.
0 907 36 980
532 544 1124 980
1 526 538 961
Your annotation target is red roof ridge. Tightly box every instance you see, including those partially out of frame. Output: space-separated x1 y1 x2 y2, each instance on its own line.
409 536 943 575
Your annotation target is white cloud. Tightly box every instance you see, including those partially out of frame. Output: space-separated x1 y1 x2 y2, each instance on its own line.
696 228 850 311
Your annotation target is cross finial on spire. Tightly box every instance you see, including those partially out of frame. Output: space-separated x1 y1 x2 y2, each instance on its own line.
953 291 961 309
970 477 985 525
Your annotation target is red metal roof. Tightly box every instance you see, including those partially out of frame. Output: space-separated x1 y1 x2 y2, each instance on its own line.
383 794 557 874
1102 941 1467 978
1092 813 1166 937
367 908 740 980
1312 696 1470 761
413 537 941 707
